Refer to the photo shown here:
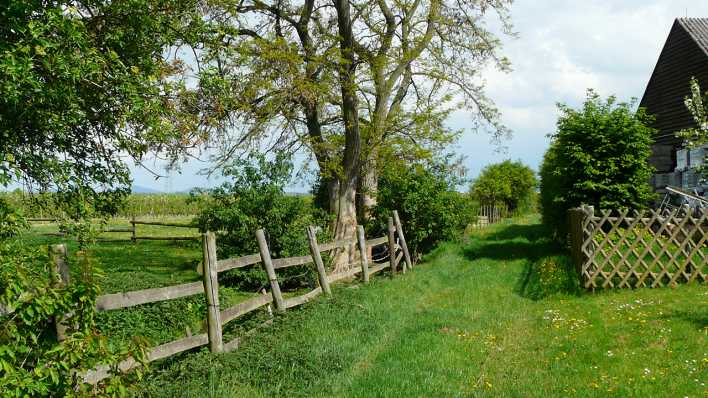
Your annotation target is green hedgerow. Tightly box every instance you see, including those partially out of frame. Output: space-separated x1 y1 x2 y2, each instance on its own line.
540 90 656 239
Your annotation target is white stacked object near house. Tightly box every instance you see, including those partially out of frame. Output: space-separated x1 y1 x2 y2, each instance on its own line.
676 148 688 171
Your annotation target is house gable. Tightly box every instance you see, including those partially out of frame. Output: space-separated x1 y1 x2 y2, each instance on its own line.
639 18 708 174
639 18 708 149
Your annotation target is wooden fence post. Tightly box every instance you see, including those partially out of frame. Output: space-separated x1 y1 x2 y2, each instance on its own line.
307 226 331 295
393 211 413 271
256 229 285 312
356 225 370 283
131 215 137 243
50 244 70 341
567 208 587 283
202 232 223 353
387 217 397 274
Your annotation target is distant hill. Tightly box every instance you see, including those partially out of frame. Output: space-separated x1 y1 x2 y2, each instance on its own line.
131 185 162 194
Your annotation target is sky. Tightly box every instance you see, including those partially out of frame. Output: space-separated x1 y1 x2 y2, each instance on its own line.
130 0 708 193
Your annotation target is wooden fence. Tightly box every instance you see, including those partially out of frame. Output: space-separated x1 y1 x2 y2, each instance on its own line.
21 211 413 384
26 217 199 242
568 206 707 289
470 204 505 229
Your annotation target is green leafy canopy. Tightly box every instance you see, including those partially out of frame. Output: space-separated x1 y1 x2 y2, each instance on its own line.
540 90 656 238
471 160 537 211
0 1 200 224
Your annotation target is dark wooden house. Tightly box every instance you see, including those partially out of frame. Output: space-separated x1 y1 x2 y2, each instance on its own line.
639 18 708 191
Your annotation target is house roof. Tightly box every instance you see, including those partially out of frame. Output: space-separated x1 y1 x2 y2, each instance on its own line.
639 18 708 154
678 18 708 56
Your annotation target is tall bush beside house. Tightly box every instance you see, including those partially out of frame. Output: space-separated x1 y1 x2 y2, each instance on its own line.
540 91 656 238
371 159 475 257
471 160 537 213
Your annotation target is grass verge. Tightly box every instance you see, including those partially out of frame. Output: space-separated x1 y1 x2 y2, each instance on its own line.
134 215 707 397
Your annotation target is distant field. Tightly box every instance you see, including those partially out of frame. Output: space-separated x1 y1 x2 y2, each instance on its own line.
2 191 316 218
2 192 206 217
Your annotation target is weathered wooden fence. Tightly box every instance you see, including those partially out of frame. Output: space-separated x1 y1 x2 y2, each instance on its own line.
471 204 505 229
26 217 200 242
568 206 707 289
32 211 413 384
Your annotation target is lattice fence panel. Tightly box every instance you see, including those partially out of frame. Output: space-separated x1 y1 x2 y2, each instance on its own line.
571 207 707 289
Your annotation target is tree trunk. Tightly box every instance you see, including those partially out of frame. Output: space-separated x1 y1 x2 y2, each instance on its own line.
358 58 391 224
327 177 340 217
357 154 378 223
332 0 361 272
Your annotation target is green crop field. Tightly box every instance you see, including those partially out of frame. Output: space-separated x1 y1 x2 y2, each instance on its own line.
1 192 207 218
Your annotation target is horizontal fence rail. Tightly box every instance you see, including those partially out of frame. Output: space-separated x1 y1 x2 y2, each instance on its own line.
366 236 388 246
59 210 414 384
130 220 196 228
272 254 313 269
83 333 209 384
283 287 323 309
569 206 707 289
95 282 205 311
216 253 262 272
318 237 358 252
26 217 200 242
220 294 273 326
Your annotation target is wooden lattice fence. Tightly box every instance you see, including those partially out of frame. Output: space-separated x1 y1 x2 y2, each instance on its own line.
568 206 707 289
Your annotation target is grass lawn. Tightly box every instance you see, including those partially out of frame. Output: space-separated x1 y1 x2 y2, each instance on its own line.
133 215 707 397
18 217 260 346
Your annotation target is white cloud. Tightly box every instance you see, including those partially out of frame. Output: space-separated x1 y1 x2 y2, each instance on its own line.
455 0 708 181
130 1 708 191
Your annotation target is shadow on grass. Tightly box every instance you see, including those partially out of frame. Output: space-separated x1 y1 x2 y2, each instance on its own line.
654 310 708 331
480 223 553 243
462 223 561 263
463 223 581 300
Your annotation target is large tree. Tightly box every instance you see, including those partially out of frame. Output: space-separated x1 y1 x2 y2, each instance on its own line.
180 0 513 267
352 0 514 220
471 160 536 211
0 0 199 219
330 0 363 266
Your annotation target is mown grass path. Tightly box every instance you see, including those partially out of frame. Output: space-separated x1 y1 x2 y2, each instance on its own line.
138 216 707 397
